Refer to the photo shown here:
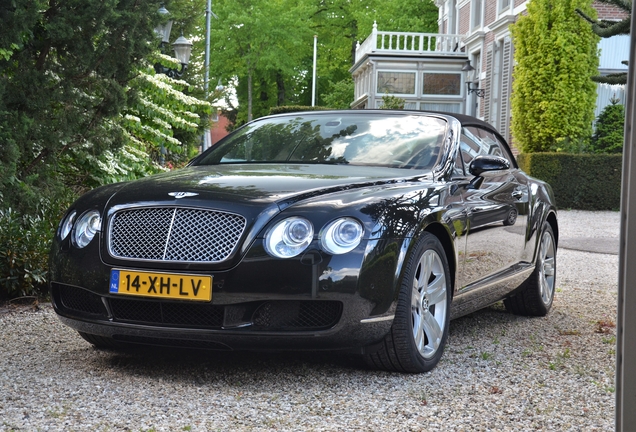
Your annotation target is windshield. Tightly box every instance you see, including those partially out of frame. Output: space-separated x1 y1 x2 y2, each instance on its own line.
195 112 448 170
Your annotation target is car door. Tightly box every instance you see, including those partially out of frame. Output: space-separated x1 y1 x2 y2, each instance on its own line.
457 126 529 292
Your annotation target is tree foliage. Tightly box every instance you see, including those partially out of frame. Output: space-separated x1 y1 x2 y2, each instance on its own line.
380 94 406 110
209 0 438 126
590 97 625 153
0 0 164 213
510 0 600 153
0 1 214 206
322 79 355 109
209 0 314 123
0 0 212 298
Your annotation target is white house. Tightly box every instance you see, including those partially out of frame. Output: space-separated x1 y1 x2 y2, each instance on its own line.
350 0 629 148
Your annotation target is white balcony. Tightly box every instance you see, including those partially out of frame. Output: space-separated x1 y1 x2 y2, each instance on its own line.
355 22 465 63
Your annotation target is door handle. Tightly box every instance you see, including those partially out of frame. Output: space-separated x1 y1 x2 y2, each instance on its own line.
512 190 523 199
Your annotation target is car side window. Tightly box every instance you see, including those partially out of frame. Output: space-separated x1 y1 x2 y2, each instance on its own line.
464 126 514 165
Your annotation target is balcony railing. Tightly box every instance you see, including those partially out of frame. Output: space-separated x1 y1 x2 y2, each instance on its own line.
355 22 465 63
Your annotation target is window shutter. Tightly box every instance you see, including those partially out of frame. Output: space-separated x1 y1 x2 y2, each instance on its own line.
499 37 513 142
484 43 494 123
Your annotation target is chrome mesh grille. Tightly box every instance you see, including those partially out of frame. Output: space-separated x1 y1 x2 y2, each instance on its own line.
109 207 246 262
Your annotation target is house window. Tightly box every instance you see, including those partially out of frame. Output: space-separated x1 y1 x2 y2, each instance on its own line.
471 0 483 30
420 102 462 113
377 72 416 95
466 52 482 117
422 73 462 96
499 0 511 13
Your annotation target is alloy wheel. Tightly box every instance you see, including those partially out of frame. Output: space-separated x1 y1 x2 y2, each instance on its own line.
411 249 448 359
539 230 556 305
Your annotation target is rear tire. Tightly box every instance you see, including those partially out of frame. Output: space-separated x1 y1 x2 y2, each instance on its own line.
504 222 556 316
78 332 121 349
364 233 451 373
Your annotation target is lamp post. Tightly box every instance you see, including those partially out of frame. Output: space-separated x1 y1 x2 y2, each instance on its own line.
154 6 193 79
202 0 218 152
153 5 193 164
155 5 173 44
312 35 317 107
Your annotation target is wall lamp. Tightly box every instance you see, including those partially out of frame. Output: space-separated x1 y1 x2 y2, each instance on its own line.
461 60 485 98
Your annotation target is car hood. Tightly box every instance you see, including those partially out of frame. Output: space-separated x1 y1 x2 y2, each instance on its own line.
98 164 436 270
107 164 430 210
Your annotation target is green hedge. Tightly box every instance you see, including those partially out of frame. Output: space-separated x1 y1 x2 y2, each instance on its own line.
268 105 333 115
517 152 622 210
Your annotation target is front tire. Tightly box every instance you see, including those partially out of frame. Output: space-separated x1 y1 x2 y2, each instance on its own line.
504 221 557 316
364 233 451 373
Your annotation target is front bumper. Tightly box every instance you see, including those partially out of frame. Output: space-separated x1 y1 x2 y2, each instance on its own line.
51 282 394 351
50 237 401 351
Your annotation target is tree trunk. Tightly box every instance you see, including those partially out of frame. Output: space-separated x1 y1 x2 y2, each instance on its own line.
276 71 285 106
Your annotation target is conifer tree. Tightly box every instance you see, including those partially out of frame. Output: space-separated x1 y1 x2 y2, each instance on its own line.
0 1 212 211
591 96 626 153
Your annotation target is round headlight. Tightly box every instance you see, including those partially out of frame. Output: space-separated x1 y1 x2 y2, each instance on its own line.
59 210 76 240
264 217 314 258
320 218 364 255
73 210 102 248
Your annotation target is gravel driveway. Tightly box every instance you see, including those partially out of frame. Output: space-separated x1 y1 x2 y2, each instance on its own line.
0 210 619 431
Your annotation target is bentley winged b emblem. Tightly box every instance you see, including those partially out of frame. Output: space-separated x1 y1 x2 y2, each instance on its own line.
168 192 199 199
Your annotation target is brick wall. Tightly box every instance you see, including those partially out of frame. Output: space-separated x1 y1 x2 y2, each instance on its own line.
459 4 470 34
593 0 629 20
514 0 526 8
484 0 496 26
210 113 230 145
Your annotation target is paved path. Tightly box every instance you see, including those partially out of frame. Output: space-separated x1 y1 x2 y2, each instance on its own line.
557 210 620 255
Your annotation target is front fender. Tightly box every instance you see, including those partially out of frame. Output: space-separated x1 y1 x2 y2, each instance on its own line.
526 180 558 263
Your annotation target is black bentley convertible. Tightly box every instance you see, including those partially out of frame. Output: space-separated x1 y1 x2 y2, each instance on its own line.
50 110 557 373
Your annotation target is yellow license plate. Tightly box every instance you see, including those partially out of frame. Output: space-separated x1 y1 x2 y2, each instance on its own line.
109 269 212 302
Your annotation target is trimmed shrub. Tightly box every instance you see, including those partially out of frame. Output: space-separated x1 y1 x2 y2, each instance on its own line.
518 152 622 210
0 188 74 300
269 106 334 115
0 208 53 299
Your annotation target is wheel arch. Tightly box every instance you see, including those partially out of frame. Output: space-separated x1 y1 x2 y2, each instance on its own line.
546 210 559 247
422 222 457 297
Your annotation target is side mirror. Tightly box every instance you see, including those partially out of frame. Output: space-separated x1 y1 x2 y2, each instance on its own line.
468 155 510 177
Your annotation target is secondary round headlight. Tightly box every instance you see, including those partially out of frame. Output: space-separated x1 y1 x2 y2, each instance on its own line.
73 210 101 248
320 218 364 255
59 210 76 240
264 217 314 258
